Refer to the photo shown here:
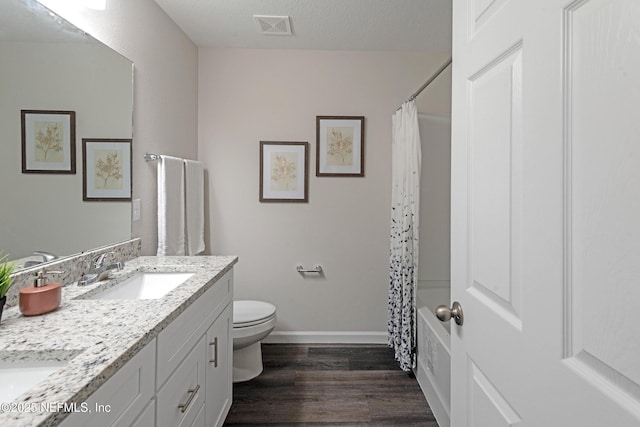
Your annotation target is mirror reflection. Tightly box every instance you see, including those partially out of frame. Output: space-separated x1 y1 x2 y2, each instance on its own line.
0 0 134 270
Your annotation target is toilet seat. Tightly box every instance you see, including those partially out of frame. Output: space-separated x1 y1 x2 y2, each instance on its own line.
233 300 276 328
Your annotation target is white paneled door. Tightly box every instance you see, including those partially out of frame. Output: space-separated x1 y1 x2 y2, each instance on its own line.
450 0 640 425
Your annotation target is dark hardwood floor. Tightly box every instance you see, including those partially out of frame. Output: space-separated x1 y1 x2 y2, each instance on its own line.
224 344 439 426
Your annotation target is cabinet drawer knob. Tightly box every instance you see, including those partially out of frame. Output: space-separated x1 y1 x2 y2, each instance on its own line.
178 383 200 413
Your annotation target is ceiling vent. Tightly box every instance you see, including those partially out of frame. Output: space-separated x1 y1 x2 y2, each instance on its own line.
253 15 292 36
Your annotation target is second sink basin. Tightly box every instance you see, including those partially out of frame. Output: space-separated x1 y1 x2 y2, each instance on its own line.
0 361 67 403
86 272 195 300
0 352 75 403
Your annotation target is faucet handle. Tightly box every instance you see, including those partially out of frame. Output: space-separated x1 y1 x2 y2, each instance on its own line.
77 272 89 287
93 251 114 268
33 270 63 288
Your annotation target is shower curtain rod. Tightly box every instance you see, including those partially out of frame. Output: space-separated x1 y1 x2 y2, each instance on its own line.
397 57 452 110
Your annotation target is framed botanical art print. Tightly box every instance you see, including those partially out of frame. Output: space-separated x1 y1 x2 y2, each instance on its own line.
260 141 309 203
82 138 132 201
316 116 365 177
21 110 76 174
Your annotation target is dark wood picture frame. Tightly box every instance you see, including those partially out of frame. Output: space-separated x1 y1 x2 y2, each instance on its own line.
260 141 309 203
82 138 132 202
21 110 76 174
316 116 365 177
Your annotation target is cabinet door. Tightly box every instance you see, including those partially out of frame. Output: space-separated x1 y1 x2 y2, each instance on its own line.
157 337 206 427
205 303 232 427
59 339 156 427
130 400 155 427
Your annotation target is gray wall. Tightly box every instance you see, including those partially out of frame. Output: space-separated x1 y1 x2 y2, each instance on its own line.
39 0 199 257
198 48 451 340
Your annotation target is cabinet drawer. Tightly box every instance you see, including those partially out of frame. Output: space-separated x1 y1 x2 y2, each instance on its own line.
157 270 232 387
189 403 205 427
59 339 156 427
157 336 206 427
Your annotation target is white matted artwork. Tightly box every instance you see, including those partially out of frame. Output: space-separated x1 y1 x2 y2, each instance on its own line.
316 116 364 177
82 138 132 201
21 110 76 174
260 141 308 203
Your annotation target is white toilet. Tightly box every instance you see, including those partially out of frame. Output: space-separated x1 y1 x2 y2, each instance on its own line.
232 300 277 383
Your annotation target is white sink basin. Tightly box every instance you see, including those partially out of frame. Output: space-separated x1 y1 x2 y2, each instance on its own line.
87 272 194 300
0 360 68 403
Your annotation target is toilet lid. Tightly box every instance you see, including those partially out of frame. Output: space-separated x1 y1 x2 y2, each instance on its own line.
234 300 276 327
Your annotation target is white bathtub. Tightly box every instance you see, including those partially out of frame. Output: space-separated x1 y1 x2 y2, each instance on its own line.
416 286 451 427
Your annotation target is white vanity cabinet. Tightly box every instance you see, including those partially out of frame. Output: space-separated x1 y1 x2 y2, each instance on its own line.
157 302 232 427
59 338 157 427
156 269 233 427
60 269 234 427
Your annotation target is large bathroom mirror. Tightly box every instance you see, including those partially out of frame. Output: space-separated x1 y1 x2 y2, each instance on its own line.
0 0 133 269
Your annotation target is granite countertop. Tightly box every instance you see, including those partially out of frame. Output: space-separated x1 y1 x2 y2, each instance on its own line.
0 255 237 427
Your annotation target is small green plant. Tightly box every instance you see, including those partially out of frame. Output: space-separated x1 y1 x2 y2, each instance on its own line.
0 252 15 299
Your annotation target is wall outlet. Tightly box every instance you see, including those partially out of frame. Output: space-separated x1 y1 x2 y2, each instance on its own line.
132 198 141 221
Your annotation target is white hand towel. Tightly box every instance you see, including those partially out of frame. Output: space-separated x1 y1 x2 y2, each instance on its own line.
184 159 205 255
157 155 185 256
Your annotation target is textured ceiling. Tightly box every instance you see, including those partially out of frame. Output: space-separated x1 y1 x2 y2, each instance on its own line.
153 0 452 52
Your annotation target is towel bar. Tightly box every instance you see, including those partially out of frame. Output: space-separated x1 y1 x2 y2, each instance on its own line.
296 265 323 274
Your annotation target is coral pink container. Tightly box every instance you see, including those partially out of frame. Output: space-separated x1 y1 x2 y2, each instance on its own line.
19 282 61 316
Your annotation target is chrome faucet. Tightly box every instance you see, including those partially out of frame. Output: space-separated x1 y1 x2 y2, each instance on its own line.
23 251 58 268
78 252 124 286
33 251 57 262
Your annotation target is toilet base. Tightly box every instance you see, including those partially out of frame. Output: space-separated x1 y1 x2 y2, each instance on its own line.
233 341 264 383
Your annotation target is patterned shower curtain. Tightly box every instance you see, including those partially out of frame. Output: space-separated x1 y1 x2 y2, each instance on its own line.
388 100 421 371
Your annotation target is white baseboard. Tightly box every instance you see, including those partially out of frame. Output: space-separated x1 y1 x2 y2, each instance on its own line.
263 331 388 344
